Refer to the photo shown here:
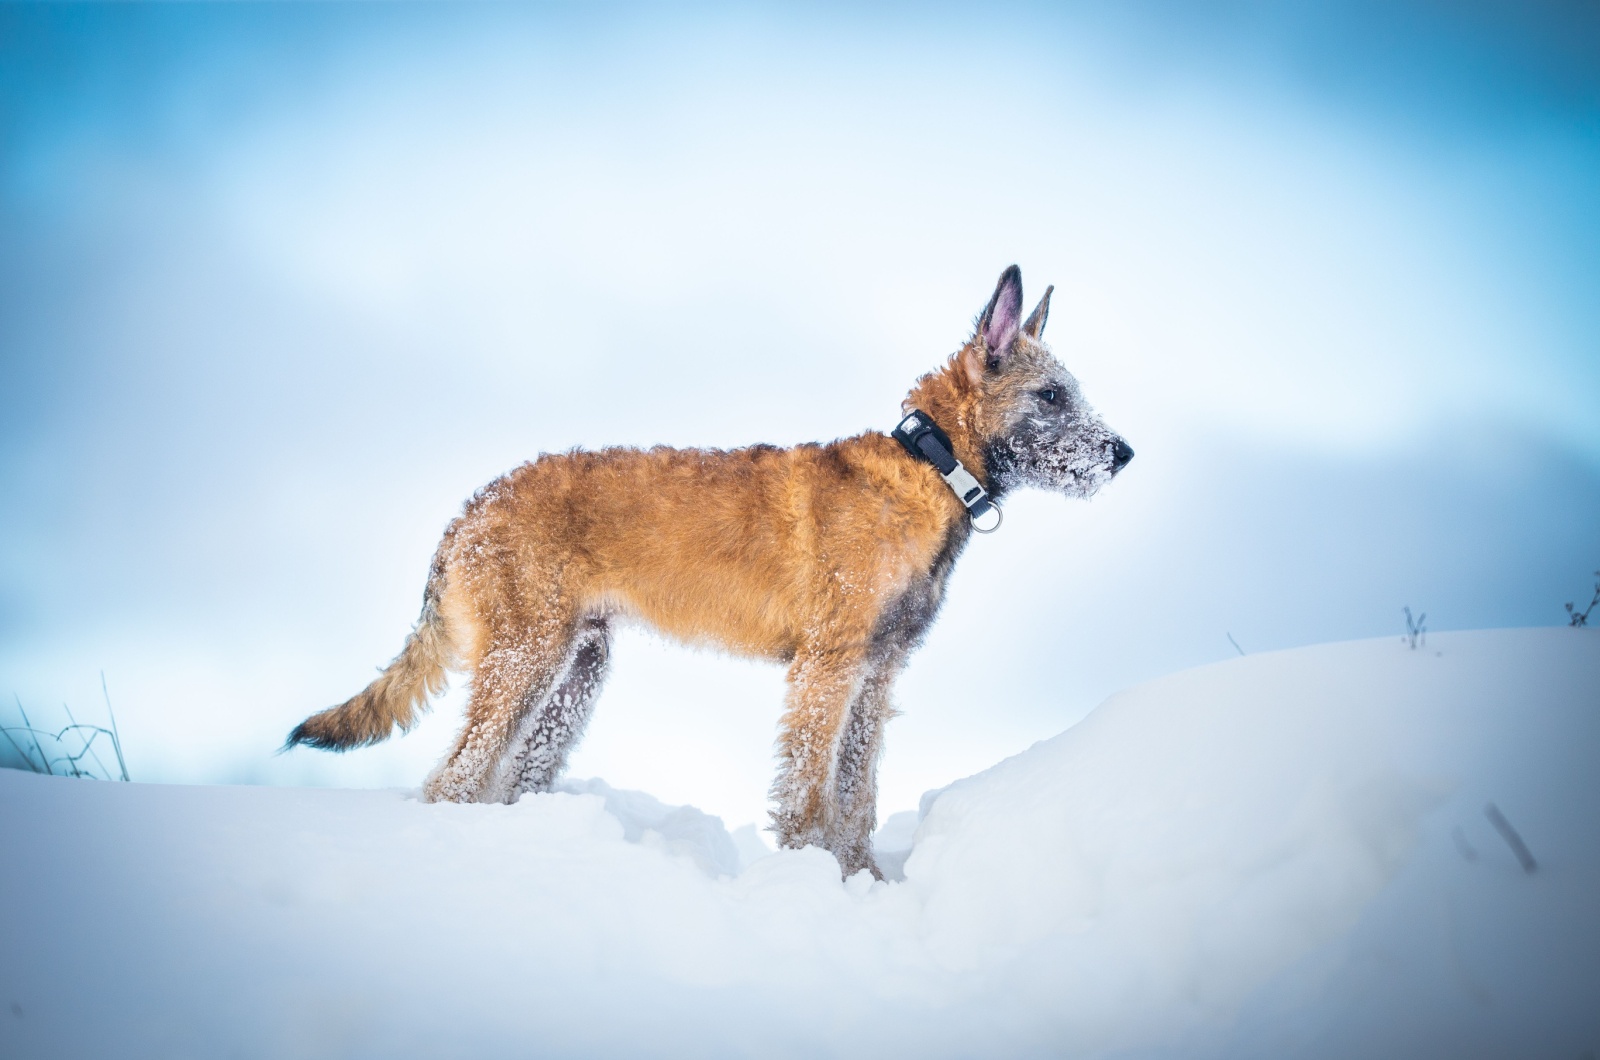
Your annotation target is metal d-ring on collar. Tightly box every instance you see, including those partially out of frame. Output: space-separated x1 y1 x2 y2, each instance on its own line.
891 409 1004 534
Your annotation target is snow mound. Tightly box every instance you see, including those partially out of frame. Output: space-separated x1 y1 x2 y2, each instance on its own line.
2 628 1596 1058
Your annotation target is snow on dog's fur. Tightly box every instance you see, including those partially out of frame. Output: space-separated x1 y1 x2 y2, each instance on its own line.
286 266 1132 878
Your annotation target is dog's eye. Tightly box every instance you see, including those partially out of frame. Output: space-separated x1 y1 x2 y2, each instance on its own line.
1038 389 1058 404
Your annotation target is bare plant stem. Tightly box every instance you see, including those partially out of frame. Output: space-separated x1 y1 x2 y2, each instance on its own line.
1566 571 1599 628
1403 607 1427 650
16 698 51 776
1 718 41 771
101 673 129 782
1484 802 1537 874
62 702 113 779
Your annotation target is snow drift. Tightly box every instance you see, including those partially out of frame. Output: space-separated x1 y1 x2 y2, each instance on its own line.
2 628 1596 1058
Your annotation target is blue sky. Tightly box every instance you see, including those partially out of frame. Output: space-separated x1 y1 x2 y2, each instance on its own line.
2 2 1597 827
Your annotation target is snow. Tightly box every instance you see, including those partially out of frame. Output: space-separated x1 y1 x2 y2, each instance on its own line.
2 628 1596 1058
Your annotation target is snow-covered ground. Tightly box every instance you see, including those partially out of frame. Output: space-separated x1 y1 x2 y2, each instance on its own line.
2 628 1596 1059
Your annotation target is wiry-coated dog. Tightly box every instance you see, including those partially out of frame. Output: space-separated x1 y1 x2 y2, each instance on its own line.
286 266 1132 878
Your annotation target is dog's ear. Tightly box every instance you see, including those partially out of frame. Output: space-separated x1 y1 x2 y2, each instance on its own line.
966 265 1023 383
1022 285 1053 339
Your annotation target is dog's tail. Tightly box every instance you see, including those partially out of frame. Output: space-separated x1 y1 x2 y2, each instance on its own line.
284 557 454 753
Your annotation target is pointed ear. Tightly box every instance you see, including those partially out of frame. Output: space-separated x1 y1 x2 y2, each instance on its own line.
1022 285 1053 339
976 265 1023 357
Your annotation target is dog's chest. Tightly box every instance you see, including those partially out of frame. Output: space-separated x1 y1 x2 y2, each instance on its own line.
870 522 969 657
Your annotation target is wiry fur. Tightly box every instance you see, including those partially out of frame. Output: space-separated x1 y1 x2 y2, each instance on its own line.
285 266 1131 878
286 556 454 751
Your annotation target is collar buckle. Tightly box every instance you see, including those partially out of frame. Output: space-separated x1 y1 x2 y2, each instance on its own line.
892 409 1004 534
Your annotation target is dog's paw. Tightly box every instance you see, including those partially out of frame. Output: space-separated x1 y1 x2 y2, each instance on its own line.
831 844 883 882
420 773 479 804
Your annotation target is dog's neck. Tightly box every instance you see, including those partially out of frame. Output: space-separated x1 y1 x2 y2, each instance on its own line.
902 344 992 490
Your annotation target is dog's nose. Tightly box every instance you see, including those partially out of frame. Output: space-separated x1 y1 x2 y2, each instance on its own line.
1110 438 1134 473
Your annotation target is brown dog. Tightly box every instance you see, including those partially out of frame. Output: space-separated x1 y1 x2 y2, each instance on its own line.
287 266 1132 878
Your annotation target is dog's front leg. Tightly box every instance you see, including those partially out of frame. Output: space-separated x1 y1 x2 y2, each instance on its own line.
832 662 904 880
769 646 869 869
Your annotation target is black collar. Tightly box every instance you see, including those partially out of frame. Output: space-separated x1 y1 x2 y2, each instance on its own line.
892 409 1002 533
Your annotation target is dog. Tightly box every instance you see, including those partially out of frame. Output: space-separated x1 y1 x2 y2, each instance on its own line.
286 265 1132 878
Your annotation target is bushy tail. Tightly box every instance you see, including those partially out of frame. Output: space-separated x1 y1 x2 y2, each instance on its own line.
285 562 453 752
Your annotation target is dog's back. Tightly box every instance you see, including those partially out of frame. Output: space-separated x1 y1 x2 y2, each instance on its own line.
444 437 958 660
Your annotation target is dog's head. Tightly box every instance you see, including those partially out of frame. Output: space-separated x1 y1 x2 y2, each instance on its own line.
961 266 1132 499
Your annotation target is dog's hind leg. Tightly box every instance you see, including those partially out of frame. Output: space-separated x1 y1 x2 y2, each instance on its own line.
506 617 612 797
832 657 906 880
422 613 577 805
770 645 870 863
